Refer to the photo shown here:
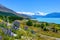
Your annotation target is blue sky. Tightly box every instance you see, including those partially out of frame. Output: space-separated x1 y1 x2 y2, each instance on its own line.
0 0 60 15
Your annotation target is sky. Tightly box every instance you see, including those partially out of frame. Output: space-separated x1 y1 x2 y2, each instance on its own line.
0 0 60 16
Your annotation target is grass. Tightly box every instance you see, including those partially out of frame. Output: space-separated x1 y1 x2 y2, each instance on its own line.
20 20 60 39
0 19 60 40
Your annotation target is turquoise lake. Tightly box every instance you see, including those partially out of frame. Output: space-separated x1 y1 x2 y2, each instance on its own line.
36 18 60 24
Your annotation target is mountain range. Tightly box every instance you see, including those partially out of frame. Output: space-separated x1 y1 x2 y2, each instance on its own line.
0 4 31 19
43 12 60 18
32 12 60 18
0 4 60 19
0 4 17 16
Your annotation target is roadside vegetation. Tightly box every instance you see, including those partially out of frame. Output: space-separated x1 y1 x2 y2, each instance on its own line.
0 15 60 40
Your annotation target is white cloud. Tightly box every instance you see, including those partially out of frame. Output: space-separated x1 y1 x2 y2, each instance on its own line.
36 11 48 16
17 11 49 16
17 12 35 16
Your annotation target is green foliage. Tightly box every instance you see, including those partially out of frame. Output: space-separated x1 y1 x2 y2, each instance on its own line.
0 11 16 16
0 22 7 28
34 23 40 27
0 15 24 23
3 35 15 40
45 22 49 26
9 16 24 23
43 27 49 31
40 23 45 29
0 11 60 39
52 27 58 33
0 11 24 23
52 24 59 33
26 20 33 26
34 24 37 27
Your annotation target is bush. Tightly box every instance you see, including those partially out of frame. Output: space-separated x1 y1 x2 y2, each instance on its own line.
52 27 58 33
31 30 36 34
45 22 49 26
26 20 33 26
40 23 45 29
51 24 59 33
43 27 49 31
9 16 24 23
34 24 40 27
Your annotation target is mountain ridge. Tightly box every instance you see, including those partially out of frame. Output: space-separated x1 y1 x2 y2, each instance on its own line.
0 4 32 19
32 12 60 18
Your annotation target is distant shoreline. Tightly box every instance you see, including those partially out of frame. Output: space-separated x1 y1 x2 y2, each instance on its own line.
32 18 60 24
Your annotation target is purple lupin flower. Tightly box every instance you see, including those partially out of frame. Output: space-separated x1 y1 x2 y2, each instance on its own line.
24 26 28 30
31 30 36 34
0 36 2 40
12 20 20 30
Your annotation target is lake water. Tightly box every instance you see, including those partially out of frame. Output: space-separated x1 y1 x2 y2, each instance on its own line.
36 18 60 24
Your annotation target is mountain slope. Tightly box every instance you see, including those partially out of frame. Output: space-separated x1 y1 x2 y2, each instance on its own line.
32 12 60 18
43 12 60 18
0 4 16 13
0 4 17 16
0 11 17 16
0 4 32 19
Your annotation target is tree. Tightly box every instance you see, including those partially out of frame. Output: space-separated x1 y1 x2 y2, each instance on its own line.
34 23 40 27
45 22 49 26
40 23 45 29
34 23 37 27
26 20 33 26
43 27 49 31
8 16 24 23
52 24 59 33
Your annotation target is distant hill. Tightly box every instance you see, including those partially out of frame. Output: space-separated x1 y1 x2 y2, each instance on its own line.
32 12 60 18
1 4 60 19
0 4 32 19
0 11 17 16
0 4 18 16
43 12 60 18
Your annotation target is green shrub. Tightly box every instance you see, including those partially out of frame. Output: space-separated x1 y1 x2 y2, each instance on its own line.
26 20 33 26
43 27 49 31
40 23 45 29
34 24 40 27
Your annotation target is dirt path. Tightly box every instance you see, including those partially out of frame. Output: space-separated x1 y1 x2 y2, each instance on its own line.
39 34 60 40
